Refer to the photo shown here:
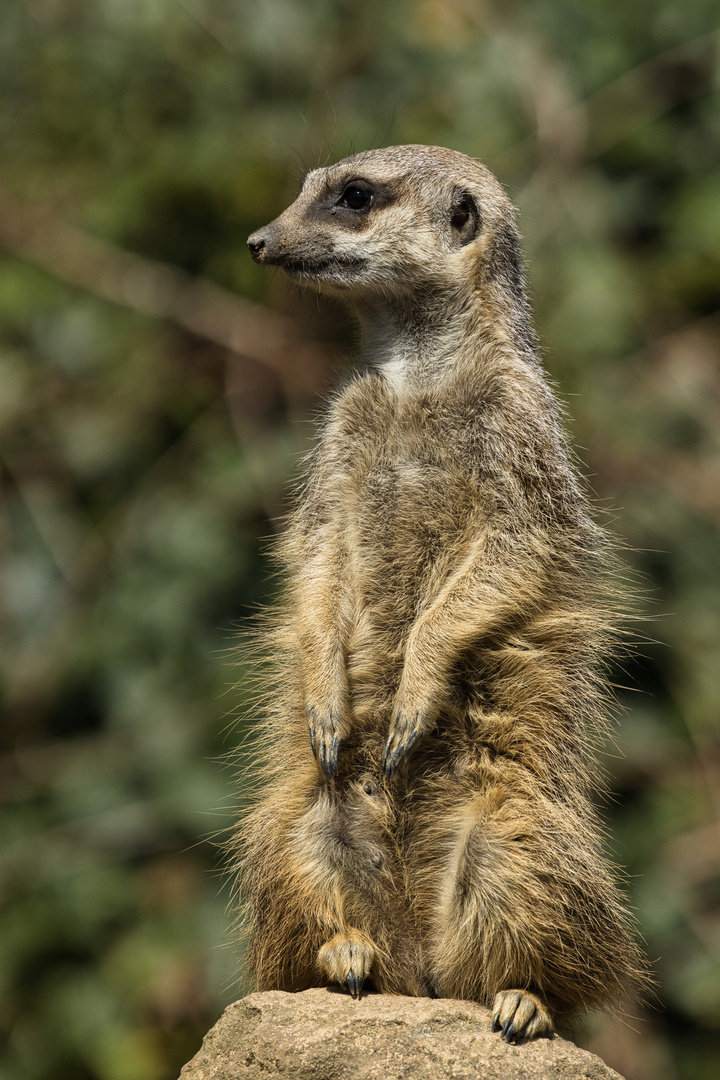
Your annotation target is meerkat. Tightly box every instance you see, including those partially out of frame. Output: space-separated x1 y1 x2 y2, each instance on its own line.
235 145 645 1041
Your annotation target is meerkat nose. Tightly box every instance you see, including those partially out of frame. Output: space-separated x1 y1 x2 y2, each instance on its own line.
247 234 267 261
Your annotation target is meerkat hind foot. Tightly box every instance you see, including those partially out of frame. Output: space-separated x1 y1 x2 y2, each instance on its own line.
317 930 375 999
491 989 554 1043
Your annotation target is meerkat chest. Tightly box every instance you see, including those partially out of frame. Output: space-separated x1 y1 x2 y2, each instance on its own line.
347 422 484 560
326 374 491 544
355 456 462 514
316 380 493 605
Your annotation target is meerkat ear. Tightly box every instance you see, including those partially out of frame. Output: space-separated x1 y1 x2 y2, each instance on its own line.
450 191 480 245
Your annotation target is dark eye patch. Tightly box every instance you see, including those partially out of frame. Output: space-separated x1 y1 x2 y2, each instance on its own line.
336 184 374 212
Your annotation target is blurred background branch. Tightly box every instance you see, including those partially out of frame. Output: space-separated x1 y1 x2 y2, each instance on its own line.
0 185 332 395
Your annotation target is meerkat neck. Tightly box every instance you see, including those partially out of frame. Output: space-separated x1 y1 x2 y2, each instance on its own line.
354 292 533 393
354 294 477 392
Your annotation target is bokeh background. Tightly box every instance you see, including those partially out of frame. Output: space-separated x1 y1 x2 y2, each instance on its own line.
1 1 720 1078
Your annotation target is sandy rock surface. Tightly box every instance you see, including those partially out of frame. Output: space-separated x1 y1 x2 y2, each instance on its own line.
179 988 625 1080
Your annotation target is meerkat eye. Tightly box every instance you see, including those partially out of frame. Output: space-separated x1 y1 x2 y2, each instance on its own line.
337 184 374 212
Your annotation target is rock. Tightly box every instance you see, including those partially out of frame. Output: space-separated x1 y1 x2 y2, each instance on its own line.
179 988 625 1079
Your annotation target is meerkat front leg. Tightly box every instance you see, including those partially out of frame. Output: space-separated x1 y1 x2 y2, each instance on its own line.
302 623 348 777
291 540 353 776
384 530 544 777
383 621 453 777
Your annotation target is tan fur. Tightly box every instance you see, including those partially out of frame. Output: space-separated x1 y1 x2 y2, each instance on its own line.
234 145 646 1041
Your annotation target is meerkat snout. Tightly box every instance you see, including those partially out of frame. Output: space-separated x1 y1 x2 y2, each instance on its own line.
247 234 266 261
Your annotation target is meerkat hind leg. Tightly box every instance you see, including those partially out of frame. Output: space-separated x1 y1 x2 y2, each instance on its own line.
317 929 376 998
491 989 554 1043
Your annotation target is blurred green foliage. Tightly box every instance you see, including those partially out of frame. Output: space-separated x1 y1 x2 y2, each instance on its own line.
1 2 719 1078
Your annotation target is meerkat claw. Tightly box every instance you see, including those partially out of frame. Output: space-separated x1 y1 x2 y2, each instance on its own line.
329 735 339 776
383 746 404 779
383 720 421 778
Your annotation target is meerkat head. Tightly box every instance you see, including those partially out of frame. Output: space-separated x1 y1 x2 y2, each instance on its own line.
247 145 527 314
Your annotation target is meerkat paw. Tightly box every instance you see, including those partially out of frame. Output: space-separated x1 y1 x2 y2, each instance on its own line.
306 706 344 777
383 708 431 778
491 989 554 1043
317 930 375 998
